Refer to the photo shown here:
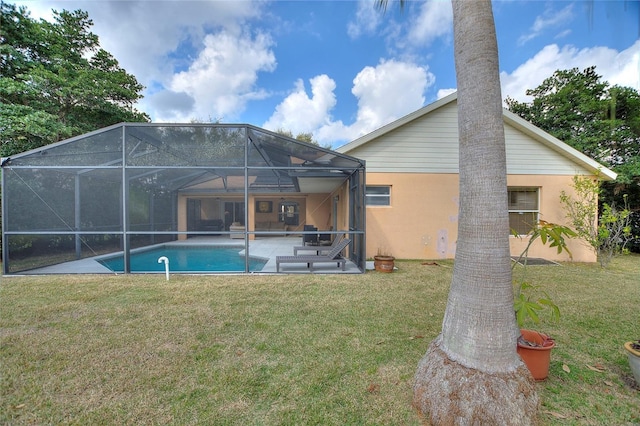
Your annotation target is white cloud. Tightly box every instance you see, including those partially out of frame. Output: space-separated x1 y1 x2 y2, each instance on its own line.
555 29 572 40
156 30 276 122
264 60 434 147
406 0 452 47
348 0 451 57
146 90 195 119
437 88 456 99
15 1 262 86
16 0 269 122
347 0 383 39
518 4 574 46
262 75 338 135
501 40 640 103
605 40 640 90
350 59 433 133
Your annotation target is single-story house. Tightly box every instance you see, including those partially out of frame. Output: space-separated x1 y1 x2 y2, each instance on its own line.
1 93 616 274
336 92 616 263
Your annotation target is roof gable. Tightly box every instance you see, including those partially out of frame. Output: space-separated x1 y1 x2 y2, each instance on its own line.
337 92 616 180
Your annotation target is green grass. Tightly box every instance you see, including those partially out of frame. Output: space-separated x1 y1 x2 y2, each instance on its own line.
1 256 638 425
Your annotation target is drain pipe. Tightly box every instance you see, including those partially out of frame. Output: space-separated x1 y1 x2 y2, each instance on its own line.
157 256 170 281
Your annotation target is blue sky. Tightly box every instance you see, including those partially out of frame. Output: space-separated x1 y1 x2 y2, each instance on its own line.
12 0 640 148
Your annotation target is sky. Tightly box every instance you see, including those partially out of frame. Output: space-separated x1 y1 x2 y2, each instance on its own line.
11 0 640 148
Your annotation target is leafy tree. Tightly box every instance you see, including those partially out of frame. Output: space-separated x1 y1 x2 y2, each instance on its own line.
505 67 640 252
275 128 312 143
378 0 538 422
506 67 608 161
560 175 632 267
505 67 640 181
274 128 333 149
0 3 149 158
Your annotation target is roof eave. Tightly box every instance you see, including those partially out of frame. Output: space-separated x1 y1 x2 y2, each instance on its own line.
502 109 617 181
337 91 617 181
336 92 458 154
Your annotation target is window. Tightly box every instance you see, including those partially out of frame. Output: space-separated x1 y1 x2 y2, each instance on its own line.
278 201 299 226
366 186 391 206
508 188 539 235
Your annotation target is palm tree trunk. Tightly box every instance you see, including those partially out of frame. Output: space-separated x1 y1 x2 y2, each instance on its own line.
443 0 517 375
413 0 539 423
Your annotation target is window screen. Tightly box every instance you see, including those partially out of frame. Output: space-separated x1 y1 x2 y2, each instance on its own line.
366 186 391 206
508 188 539 235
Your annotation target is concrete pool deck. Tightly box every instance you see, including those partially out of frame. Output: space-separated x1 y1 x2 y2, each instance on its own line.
18 236 362 275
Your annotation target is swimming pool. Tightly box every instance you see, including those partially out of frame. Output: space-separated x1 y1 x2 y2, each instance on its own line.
99 245 267 273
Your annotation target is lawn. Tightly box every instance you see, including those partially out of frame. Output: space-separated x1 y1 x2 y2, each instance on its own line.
1 255 639 425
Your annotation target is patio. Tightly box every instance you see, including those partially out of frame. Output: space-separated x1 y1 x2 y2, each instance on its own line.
21 236 362 275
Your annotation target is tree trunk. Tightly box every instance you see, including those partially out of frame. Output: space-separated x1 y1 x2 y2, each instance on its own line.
413 0 539 423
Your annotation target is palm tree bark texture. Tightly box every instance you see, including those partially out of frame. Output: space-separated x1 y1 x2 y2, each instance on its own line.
412 0 539 424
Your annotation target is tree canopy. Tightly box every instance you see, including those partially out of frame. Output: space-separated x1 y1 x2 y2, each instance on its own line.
274 128 334 150
0 3 149 157
506 66 640 253
505 66 640 185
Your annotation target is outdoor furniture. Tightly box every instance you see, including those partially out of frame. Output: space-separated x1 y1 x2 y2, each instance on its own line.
276 238 351 272
293 234 344 256
254 221 287 235
302 225 318 245
229 223 245 239
200 219 224 234
317 232 332 245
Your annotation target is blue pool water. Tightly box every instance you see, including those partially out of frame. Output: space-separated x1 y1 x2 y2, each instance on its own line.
99 245 267 273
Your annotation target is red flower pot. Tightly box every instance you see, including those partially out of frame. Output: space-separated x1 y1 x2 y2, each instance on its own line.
517 329 555 381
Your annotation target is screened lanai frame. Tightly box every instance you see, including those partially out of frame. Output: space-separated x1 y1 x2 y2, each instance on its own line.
1 123 366 274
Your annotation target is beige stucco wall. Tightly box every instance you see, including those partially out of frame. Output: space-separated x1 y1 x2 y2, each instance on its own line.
176 192 339 237
365 172 596 262
177 195 187 239
304 194 332 230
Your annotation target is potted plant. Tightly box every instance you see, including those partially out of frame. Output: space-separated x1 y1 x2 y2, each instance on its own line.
623 340 640 386
512 220 576 380
373 249 395 273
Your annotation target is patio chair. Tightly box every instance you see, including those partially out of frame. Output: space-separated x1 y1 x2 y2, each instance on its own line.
292 234 344 256
276 238 351 272
302 225 318 245
317 231 332 245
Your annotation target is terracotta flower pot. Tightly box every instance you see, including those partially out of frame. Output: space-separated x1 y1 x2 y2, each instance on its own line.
517 329 555 381
624 341 640 386
373 255 395 273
